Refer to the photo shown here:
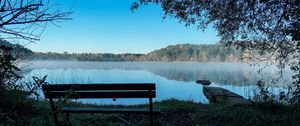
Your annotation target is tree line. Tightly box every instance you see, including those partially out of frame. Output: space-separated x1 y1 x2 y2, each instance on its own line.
0 39 251 62
25 43 249 62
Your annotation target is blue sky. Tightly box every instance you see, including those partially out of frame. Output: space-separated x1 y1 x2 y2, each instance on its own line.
28 0 219 54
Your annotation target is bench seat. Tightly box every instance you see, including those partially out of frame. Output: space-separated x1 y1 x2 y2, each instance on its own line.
61 107 161 114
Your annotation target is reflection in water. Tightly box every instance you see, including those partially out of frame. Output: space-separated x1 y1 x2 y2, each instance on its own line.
22 61 292 104
24 61 259 85
147 63 256 86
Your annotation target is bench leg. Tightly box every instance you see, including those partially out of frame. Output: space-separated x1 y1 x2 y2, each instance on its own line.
53 112 59 126
149 97 153 126
49 98 59 126
66 113 70 123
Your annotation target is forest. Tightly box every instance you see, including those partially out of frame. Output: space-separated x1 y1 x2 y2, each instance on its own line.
10 41 249 62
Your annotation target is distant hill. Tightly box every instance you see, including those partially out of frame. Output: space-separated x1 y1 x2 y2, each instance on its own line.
0 39 34 59
145 44 245 62
27 43 248 62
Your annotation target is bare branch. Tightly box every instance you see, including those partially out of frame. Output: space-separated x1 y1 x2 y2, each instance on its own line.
0 0 72 42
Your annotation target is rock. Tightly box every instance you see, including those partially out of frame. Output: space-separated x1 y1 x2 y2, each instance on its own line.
196 80 211 85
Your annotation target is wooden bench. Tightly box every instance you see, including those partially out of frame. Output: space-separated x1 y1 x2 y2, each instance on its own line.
42 83 160 126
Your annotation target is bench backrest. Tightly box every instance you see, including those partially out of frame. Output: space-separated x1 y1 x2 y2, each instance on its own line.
42 83 156 99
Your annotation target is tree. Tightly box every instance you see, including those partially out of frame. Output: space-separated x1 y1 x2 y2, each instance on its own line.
0 0 71 42
132 0 299 41
131 0 299 62
0 1 71 124
0 44 21 89
0 0 70 88
131 0 300 102
0 0 71 86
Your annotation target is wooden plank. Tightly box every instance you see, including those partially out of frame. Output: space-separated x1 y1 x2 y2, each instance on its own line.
61 107 161 114
204 87 242 98
203 86 251 104
44 91 156 98
42 83 155 91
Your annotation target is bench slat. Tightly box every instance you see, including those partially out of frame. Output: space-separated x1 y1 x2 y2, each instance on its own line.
42 83 155 91
44 91 156 98
61 107 160 114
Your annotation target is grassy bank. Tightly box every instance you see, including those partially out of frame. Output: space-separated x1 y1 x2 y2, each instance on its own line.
1 89 300 126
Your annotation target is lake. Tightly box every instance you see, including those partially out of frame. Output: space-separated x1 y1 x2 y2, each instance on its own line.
22 61 292 105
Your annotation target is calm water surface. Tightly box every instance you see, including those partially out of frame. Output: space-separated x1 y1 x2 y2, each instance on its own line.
23 61 292 105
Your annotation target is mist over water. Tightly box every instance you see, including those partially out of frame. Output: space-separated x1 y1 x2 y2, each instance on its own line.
22 61 294 105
